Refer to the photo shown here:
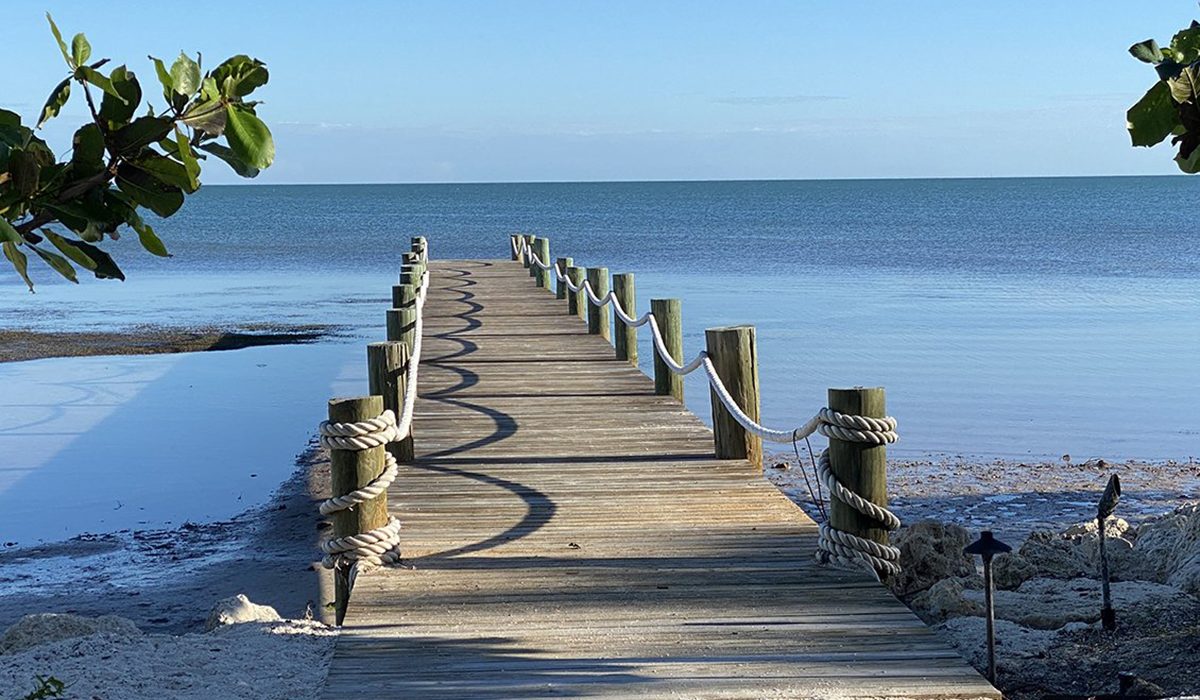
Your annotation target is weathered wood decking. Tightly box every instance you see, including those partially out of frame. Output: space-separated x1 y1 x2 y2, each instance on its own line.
321 260 999 699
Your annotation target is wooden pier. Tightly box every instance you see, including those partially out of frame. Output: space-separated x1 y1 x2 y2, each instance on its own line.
320 258 1000 699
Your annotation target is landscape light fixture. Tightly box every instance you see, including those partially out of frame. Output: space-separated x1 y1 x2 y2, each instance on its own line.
964 530 1011 684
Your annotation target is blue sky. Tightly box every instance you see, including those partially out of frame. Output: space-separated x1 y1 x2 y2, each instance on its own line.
4 1 1197 183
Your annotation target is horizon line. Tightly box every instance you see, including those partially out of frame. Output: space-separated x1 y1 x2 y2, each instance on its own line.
206 173 1184 187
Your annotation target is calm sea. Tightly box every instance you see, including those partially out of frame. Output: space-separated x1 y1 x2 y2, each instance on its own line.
1 178 1197 543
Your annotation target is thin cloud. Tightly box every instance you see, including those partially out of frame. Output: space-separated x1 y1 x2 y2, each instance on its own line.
713 95 847 106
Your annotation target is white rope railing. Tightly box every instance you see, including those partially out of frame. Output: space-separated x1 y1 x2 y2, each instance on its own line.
317 258 430 585
512 234 902 577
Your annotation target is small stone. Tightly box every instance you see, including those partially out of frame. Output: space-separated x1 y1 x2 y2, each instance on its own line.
204 594 282 631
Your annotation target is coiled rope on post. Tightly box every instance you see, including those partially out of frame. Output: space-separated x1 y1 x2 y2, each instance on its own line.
513 234 904 577
317 260 431 585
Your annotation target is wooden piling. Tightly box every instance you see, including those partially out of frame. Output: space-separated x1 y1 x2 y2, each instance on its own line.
613 273 637 364
556 257 573 300
567 266 586 321
522 235 536 269
827 387 890 557
586 267 611 342
387 290 417 349
650 298 683 401
327 395 389 625
704 326 762 470
368 341 413 462
399 267 420 290
391 282 416 310
534 238 551 288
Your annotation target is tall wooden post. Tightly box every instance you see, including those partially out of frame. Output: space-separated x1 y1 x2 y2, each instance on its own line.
387 285 417 350
567 266 586 321
368 341 413 462
510 234 521 262
556 257 573 300
401 254 425 285
399 267 420 290
586 267 611 342
328 395 389 625
704 326 762 470
391 282 416 310
612 273 637 364
411 236 426 262
533 238 551 289
827 387 890 555
650 298 683 401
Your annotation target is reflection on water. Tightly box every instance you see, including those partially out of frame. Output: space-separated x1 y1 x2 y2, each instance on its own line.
0 342 367 545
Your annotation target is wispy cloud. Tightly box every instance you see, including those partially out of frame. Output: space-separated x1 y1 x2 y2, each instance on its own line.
713 95 847 106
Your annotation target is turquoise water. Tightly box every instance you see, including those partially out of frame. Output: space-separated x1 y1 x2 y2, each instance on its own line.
1 178 1197 542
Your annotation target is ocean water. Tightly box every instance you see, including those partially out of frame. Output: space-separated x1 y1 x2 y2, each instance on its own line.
1 178 1197 543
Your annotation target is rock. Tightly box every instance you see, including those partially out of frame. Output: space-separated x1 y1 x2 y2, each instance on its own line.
935 616 1056 669
888 520 977 597
205 594 283 631
963 577 1200 630
1133 503 1200 595
1018 520 1141 581
992 552 1037 590
1119 673 1166 697
909 577 983 623
0 613 140 654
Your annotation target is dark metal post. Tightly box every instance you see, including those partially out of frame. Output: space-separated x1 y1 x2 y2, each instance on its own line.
965 530 1011 684
1098 473 1121 631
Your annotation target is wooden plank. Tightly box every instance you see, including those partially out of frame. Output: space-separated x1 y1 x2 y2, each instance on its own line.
321 259 999 699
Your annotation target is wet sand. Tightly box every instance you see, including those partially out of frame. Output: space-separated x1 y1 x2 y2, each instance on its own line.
0 324 340 364
0 447 334 634
768 450 1200 543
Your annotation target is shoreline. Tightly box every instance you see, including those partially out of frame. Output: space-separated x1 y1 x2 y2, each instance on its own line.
0 324 343 364
0 445 334 634
768 451 1200 543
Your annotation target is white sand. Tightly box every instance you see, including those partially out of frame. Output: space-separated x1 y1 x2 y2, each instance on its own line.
0 617 336 700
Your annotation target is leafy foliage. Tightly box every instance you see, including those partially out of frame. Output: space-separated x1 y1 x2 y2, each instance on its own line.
1 14 274 290
22 675 66 700
1126 20 1200 172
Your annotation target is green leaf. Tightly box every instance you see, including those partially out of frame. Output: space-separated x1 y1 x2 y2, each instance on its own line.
116 162 184 217
174 126 200 189
29 243 77 282
1170 25 1200 64
50 236 124 280
70 123 105 177
37 79 71 128
43 229 97 270
110 116 173 154
150 56 173 97
99 66 141 126
1168 64 1200 104
46 13 72 68
181 98 227 136
198 142 259 178
77 66 128 104
132 219 170 257
0 218 22 244
211 55 269 98
8 149 40 197
71 33 91 67
3 241 33 291
127 150 196 193
170 52 201 96
224 104 274 170
1127 81 1179 147
1129 39 1163 64
0 109 21 128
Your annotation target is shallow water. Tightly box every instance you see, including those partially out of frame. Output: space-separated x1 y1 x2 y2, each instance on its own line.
1 178 1197 544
